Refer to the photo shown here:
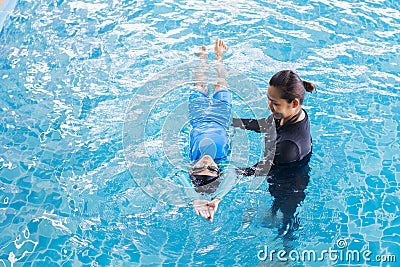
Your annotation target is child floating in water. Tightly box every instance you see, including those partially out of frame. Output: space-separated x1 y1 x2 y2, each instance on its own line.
188 38 230 222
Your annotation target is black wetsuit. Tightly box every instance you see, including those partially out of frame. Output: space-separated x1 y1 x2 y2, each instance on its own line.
232 109 312 171
267 153 311 236
232 110 313 236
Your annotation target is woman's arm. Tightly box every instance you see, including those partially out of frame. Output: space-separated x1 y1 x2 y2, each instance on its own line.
232 118 273 133
232 118 262 132
232 115 274 133
236 157 274 177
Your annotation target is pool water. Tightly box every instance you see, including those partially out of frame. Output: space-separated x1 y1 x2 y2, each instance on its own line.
1 0 399 266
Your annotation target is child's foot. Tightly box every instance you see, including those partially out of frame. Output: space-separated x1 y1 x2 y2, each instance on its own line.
215 38 226 62
194 45 208 60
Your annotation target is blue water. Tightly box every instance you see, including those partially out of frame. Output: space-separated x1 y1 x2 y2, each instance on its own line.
1 0 399 266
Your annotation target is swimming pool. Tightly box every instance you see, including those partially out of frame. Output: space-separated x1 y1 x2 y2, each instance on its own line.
0 0 399 266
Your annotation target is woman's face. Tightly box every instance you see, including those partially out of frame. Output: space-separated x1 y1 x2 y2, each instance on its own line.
267 85 298 120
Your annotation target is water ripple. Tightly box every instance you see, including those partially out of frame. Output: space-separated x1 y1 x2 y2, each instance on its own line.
0 0 399 265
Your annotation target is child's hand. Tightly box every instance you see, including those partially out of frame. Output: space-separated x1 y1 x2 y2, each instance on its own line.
193 198 221 222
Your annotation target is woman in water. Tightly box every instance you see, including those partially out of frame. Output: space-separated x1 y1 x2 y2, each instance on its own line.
232 70 315 236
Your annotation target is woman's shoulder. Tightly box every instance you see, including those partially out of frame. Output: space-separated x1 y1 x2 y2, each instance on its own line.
291 109 310 130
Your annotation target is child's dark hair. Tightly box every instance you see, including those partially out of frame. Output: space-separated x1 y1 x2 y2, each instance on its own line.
191 174 220 194
269 70 316 104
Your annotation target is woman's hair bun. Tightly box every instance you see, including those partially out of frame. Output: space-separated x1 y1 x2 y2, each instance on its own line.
303 81 316 93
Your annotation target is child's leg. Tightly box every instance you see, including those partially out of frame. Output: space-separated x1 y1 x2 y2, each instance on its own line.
206 39 231 130
194 45 209 95
213 38 228 93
